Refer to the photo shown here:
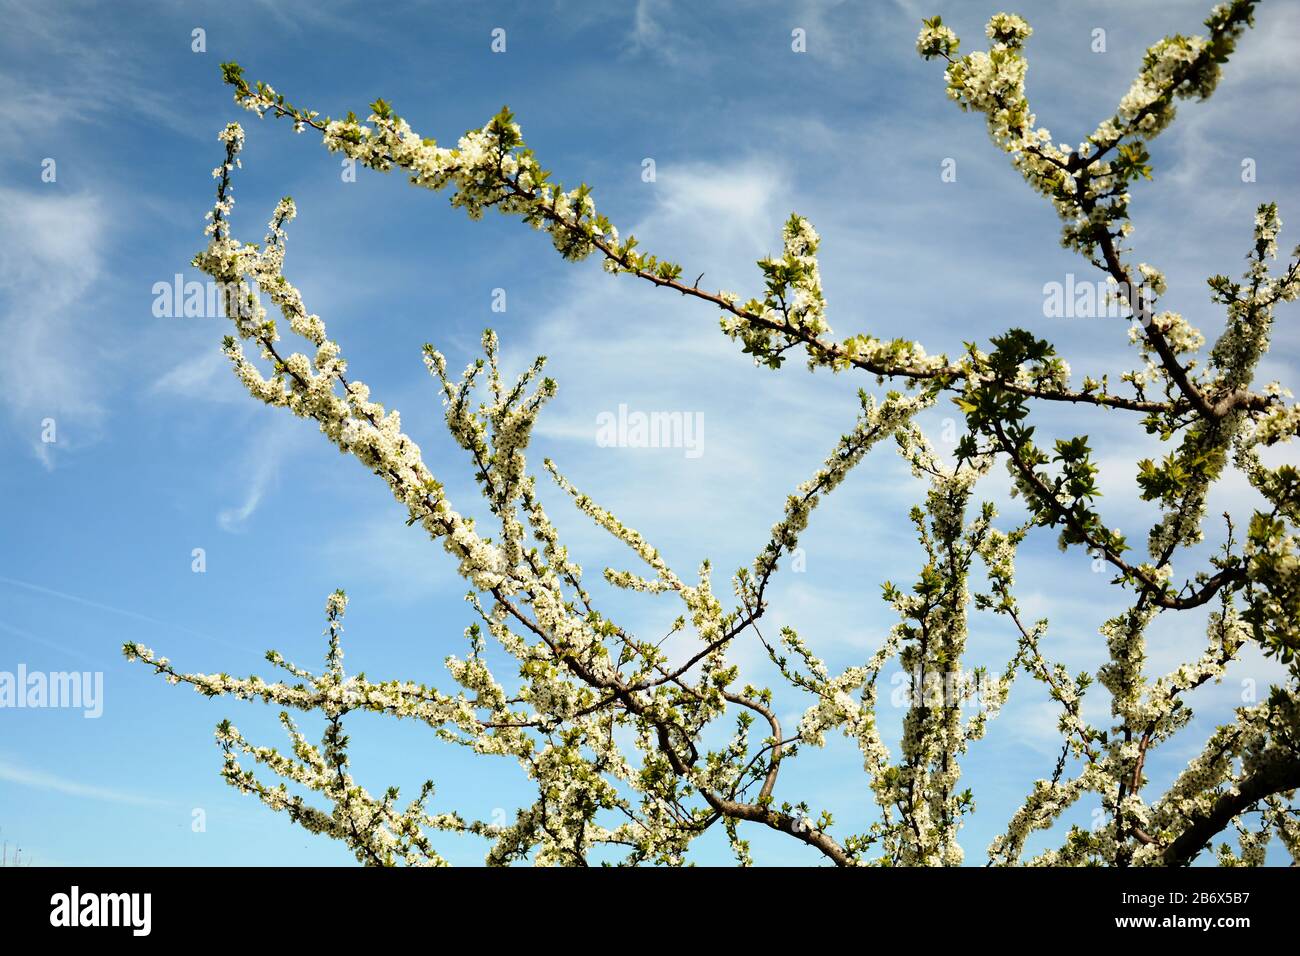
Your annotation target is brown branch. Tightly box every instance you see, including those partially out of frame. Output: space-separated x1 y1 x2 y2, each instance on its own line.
1162 751 1300 866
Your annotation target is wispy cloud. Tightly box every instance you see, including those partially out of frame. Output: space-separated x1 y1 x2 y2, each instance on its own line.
151 346 240 404
218 481 266 532
218 421 296 533
626 0 704 67
0 0 208 147
0 620 106 668
0 757 170 808
0 574 243 653
0 188 107 467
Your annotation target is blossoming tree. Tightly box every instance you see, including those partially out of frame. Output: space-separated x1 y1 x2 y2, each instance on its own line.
126 0 1300 865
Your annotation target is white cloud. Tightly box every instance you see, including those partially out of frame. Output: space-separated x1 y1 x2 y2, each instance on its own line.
320 511 461 603
0 1 209 149
0 757 170 808
626 0 705 67
629 0 669 55
0 188 107 467
649 160 789 262
151 347 240 404
217 418 303 533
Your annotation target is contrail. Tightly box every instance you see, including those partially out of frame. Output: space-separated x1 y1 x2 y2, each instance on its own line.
0 574 244 652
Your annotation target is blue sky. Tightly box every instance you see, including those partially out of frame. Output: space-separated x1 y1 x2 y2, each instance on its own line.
1 0 1298 866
